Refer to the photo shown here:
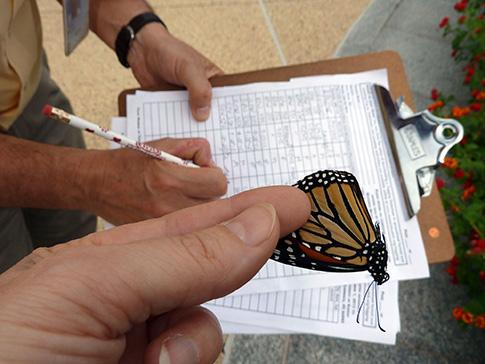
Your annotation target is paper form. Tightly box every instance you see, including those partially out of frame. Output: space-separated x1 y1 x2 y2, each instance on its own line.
110 119 400 343
207 280 400 345
126 70 429 291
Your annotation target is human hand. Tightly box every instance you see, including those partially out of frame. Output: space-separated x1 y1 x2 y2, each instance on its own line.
127 23 223 121
84 137 227 225
0 186 310 364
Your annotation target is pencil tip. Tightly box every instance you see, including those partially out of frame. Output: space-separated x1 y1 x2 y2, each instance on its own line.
42 104 53 117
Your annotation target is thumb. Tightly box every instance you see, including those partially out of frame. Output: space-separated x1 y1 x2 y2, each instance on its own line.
122 203 279 313
64 203 280 334
178 64 214 122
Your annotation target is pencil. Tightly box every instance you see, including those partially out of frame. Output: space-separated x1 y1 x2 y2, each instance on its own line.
42 104 200 168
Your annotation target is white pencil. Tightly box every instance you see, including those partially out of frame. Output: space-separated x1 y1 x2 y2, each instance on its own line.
42 104 199 168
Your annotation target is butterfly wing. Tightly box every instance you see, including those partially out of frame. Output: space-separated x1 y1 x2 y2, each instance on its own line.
273 170 377 273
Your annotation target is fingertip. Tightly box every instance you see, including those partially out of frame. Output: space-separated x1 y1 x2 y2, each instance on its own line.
274 186 311 236
184 72 212 122
193 106 211 121
145 307 223 364
224 203 278 247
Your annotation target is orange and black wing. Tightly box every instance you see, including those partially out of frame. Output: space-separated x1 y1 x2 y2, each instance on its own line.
273 170 389 284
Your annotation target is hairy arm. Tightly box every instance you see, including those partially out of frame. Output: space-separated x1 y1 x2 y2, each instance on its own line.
0 134 97 209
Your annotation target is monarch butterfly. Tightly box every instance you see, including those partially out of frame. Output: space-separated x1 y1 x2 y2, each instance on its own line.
272 170 390 330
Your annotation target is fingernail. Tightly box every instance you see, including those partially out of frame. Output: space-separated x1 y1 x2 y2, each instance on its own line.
225 203 276 246
159 334 199 364
195 106 210 120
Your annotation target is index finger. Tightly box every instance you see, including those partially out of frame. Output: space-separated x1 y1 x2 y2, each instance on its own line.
80 186 310 246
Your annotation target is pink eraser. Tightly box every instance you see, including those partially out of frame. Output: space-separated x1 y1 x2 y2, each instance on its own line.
42 104 53 116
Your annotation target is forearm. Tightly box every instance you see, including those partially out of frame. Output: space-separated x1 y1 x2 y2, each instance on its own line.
0 134 98 210
89 0 162 49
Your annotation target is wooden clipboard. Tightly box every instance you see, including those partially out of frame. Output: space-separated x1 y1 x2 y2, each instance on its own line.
118 50 454 264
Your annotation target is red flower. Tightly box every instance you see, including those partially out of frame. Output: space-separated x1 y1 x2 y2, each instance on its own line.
480 271 485 282
454 0 468 11
451 49 458 57
471 246 483 254
464 176 474 189
444 156 459 169
475 27 481 34
436 177 445 190
470 103 481 111
475 91 485 100
475 315 485 329
462 185 476 200
439 16 450 28
428 100 444 111
469 240 485 254
462 312 474 324
458 15 466 24
453 307 464 320
460 135 468 145
464 75 472 84
466 67 475 76
447 265 457 276
471 230 480 240
451 256 459 266
452 106 471 118
453 168 465 179
431 88 439 100
481 79 485 86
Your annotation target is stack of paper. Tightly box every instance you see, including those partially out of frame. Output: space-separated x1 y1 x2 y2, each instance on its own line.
112 70 429 344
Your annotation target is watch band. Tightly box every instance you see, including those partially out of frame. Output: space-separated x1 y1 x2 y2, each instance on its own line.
115 12 167 68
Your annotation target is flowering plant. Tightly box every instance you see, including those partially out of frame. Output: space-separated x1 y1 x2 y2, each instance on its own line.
431 0 485 329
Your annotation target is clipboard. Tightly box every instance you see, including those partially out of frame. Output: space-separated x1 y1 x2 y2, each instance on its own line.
118 50 455 264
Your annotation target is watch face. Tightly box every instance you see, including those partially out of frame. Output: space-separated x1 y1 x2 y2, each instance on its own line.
125 25 136 41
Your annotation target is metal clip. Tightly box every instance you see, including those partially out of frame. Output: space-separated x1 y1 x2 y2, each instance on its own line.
375 86 464 217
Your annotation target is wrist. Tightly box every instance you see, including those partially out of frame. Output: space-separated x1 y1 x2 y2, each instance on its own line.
74 149 113 214
115 13 168 68
126 22 170 67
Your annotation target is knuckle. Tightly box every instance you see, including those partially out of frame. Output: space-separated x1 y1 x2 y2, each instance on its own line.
177 231 227 273
185 137 210 151
162 175 183 191
82 232 106 247
196 87 212 102
29 246 56 264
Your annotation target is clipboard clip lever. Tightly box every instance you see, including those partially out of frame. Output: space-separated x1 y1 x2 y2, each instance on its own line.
375 85 464 218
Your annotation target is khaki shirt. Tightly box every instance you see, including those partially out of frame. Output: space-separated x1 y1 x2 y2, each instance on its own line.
0 0 42 131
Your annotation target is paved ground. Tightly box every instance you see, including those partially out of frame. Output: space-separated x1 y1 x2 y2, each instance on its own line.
225 1 484 363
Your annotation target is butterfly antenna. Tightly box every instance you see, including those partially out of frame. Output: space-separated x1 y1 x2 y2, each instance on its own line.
374 282 385 332
356 280 374 324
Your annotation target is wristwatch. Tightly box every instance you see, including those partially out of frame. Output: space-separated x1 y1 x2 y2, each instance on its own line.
115 12 167 68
